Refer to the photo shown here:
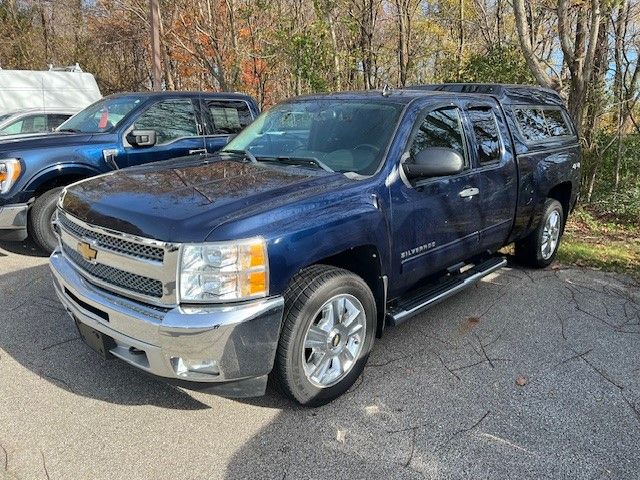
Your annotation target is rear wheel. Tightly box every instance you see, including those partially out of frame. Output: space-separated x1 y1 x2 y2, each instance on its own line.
274 265 376 406
28 187 63 254
515 198 564 268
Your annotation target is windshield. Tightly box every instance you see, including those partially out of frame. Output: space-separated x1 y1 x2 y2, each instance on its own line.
57 96 143 133
222 99 403 176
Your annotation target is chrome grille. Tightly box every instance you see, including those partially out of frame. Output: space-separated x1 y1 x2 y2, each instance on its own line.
58 212 164 262
62 244 164 298
56 210 179 306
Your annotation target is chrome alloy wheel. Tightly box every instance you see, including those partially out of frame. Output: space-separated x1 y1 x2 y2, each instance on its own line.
541 209 561 260
302 294 367 388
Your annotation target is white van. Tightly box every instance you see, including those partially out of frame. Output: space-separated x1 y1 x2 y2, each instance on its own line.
0 66 102 115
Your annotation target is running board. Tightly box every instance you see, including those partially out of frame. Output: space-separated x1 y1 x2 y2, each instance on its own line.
386 257 507 327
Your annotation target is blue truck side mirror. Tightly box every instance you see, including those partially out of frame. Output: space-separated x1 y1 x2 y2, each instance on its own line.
403 147 464 179
127 130 157 148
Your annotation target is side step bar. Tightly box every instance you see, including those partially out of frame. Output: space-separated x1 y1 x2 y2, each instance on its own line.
386 256 507 327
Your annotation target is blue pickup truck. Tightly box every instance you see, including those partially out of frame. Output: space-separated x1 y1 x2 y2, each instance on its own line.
0 91 259 252
49 84 580 406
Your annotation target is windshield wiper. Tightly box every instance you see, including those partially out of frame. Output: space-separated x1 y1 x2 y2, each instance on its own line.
220 149 258 164
57 128 81 133
256 156 334 173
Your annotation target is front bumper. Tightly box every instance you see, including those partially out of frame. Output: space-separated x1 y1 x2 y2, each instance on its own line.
49 250 284 397
0 203 29 241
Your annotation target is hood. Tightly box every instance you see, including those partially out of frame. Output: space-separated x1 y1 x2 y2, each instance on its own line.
61 157 352 242
0 132 96 152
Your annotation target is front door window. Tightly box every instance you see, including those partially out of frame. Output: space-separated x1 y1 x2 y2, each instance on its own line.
134 99 198 145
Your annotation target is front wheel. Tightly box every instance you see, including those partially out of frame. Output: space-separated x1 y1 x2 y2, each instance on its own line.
28 187 63 254
515 198 564 268
274 265 376 406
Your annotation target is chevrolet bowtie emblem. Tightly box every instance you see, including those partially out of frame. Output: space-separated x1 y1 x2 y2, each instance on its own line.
77 241 98 262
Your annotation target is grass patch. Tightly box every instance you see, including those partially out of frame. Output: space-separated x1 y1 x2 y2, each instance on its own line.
558 208 640 280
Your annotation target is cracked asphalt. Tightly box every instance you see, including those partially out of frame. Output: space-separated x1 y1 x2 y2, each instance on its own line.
1 239 639 479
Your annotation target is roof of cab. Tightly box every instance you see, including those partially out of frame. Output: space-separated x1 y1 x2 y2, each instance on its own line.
281 88 493 105
281 84 567 108
104 91 256 101
408 83 566 107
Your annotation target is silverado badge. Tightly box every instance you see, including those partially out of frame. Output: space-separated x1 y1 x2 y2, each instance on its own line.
77 241 98 262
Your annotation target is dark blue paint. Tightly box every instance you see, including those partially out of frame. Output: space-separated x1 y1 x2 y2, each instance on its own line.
61 87 580 307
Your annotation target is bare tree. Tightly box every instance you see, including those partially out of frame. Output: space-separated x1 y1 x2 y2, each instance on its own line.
514 0 603 129
394 0 420 86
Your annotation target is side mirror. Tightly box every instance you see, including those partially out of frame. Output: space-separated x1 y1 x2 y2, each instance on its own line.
403 147 464 179
127 129 157 147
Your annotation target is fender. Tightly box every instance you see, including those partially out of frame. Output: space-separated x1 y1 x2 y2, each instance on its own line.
265 201 389 296
203 178 393 297
23 163 105 194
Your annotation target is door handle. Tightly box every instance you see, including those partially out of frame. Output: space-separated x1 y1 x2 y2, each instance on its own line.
189 149 207 155
459 187 479 198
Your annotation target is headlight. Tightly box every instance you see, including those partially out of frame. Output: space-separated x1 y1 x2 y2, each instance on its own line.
0 158 22 194
178 238 268 303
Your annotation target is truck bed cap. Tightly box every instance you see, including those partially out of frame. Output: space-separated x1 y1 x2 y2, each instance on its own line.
408 83 565 107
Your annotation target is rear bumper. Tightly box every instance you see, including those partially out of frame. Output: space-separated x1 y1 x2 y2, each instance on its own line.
0 203 29 241
49 250 284 397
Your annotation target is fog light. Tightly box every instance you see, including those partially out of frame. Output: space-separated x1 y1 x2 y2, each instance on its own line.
170 357 220 377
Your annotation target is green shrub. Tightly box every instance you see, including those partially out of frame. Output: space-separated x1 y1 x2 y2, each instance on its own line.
583 133 640 225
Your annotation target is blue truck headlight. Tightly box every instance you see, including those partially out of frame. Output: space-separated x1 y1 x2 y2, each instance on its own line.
178 238 268 303
0 158 22 194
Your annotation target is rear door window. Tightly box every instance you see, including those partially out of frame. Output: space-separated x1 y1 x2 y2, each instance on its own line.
203 99 253 135
468 108 501 164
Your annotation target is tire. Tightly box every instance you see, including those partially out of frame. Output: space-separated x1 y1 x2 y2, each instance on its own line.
28 187 63 254
514 198 564 268
274 265 376 407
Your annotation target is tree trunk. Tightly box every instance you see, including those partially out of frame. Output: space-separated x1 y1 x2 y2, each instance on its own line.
395 0 411 87
512 0 556 90
457 0 464 81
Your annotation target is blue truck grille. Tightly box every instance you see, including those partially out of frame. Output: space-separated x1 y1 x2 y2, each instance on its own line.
62 243 164 298
58 212 164 262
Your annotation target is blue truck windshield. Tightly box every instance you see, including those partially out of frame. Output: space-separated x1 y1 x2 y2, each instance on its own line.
222 99 403 176
57 96 143 133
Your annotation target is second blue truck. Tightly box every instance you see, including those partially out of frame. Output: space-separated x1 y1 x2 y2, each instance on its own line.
49 84 580 406
0 92 259 251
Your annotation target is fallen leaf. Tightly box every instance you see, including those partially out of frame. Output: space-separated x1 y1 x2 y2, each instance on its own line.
515 375 528 387
364 405 379 415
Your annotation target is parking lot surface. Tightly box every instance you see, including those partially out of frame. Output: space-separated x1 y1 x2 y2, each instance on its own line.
1 240 639 479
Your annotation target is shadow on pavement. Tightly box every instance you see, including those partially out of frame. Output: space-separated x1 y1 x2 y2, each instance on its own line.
0 239 49 258
0 263 210 410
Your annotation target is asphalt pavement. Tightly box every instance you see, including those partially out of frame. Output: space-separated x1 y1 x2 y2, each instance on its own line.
1 239 639 479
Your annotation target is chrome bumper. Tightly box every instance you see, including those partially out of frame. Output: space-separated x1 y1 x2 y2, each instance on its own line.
49 250 284 397
0 203 29 241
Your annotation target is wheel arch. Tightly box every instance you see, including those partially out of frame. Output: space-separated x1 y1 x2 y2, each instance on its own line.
547 181 573 230
25 164 102 198
305 245 387 338
547 181 572 214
